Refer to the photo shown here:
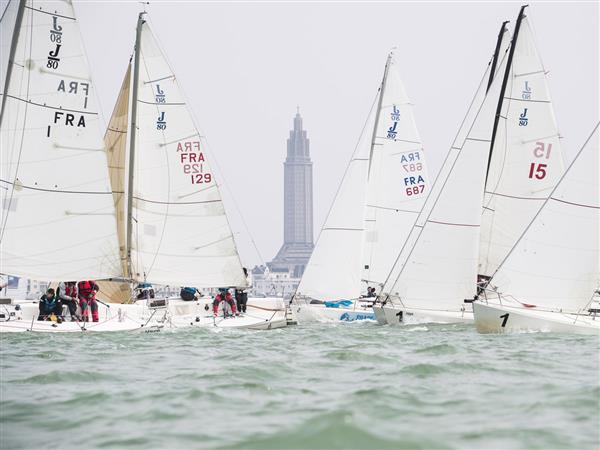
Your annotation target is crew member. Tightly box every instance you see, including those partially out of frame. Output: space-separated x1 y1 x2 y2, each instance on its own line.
38 288 62 321
235 268 252 314
213 288 237 317
77 280 100 322
57 281 79 320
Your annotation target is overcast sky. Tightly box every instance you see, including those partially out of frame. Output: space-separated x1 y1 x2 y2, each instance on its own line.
9 1 599 268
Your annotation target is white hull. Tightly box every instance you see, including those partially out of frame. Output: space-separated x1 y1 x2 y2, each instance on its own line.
292 300 376 323
0 297 287 333
372 306 388 325
375 304 473 326
473 301 600 335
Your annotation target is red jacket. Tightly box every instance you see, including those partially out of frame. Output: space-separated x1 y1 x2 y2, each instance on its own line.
78 280 99 301
213 293 237 315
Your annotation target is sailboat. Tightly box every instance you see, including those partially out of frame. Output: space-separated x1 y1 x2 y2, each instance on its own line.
473 124 599 334
292 51 431 322
0 3 286 332
374 6 566 326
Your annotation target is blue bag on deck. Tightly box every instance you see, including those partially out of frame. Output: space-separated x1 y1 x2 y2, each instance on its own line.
324 300 353 308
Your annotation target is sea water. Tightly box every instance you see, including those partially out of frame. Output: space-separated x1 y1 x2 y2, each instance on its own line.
1 323 599 449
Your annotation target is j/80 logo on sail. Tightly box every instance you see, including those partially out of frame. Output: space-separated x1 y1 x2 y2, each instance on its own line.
387 105 401 139
47 16 63 69
157 112 166 130
155 85 165 103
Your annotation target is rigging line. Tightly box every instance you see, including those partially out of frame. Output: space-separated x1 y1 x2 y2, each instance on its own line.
292 88 379 299
485 5 527 188
379 51 502 293
144 13 250 276
0 0 12 23
487 122 600 285
1 1 32 243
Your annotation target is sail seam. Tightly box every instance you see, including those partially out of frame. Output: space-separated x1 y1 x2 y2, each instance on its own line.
484 190 547 201
0 179 112 195
132 196 221 206
2 94 99 115
550 197 600 209
24 5 75 20
427 219 480 228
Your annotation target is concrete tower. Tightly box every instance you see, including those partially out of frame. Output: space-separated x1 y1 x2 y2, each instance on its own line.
270 108 314 278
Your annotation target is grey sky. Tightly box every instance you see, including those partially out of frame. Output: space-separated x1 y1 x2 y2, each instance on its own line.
63 1 600 267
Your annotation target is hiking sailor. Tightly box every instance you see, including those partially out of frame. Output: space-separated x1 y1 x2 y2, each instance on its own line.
57 281 79 320
77 280 100 322
213 288 237 317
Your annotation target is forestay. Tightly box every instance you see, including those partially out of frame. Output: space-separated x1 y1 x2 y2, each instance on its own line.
0 0 121 281
480 12 565 277
126 19 246 288
488 124 599 311
381 26 512 311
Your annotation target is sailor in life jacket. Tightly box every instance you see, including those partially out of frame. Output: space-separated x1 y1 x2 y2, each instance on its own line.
77 280 100 322
57 281 79 320
38 288 62 322
213 288 237 317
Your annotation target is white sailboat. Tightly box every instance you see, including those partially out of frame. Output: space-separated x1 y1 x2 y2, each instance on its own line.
375 7 567 327
0 4 286 332
292 51 431 322
473 124 599 334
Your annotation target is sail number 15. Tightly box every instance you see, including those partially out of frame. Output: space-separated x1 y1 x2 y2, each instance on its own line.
528 142 552 180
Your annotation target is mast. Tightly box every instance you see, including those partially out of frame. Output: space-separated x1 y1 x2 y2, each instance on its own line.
0 0 25 127
366 52 392 180
125 12 145 280
486 21 510 93
484 5 528 186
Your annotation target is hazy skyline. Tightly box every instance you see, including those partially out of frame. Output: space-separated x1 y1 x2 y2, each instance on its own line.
8 0 598 268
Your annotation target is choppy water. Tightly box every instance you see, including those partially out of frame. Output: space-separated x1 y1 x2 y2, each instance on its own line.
1 323 599 450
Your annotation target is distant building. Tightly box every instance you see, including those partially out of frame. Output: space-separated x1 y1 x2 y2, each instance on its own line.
253 109 315 296
270 108 314 278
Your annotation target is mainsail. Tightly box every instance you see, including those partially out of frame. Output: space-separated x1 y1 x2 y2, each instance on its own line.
0 0 121 281
361 53 430 287
296 52 430 300
109 14 246 288
380 22 512 311
479 7 565 277
488 123 599 311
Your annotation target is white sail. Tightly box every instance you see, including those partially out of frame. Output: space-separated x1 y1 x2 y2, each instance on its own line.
480 13 565 277
295 102 374 301
489 124 599 311
361 53 430 287
0 0 121 281
381 27 512 311
126 19 245 288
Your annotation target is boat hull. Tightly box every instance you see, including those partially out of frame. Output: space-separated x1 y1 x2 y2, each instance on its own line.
0 297 287 333
473 301 600 335
377 305 473 326
293 301 376 323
